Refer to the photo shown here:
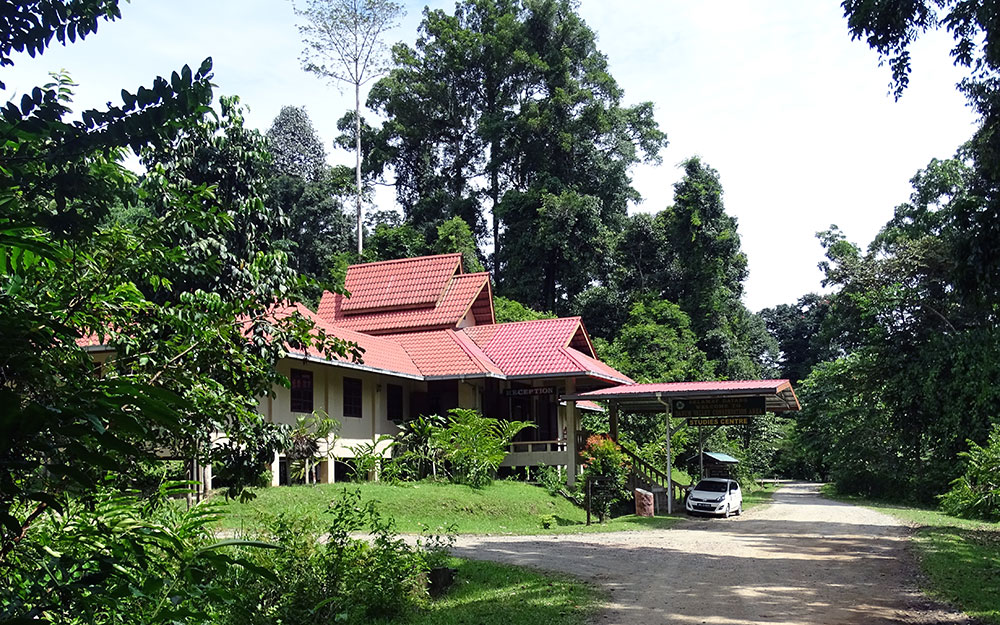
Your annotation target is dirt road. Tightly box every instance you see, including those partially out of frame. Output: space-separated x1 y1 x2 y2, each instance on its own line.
449 482 972 625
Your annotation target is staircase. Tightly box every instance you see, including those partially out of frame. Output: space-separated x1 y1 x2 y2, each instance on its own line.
619 446 688 514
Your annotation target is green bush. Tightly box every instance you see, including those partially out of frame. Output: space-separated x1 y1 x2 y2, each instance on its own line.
534 463 565 496
432 409 534 487
580 435 630 523
222 489 430 624
939 425 1000 521
1 482 276 624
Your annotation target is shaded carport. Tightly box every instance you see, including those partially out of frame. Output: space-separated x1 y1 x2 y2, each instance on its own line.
562 379 801 513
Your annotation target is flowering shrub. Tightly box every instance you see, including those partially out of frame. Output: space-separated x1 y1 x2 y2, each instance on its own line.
580 435 630 522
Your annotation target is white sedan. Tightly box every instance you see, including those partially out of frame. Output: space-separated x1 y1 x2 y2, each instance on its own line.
685 478 742 517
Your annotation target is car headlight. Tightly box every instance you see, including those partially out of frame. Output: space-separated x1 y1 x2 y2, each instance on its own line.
714 496 725 502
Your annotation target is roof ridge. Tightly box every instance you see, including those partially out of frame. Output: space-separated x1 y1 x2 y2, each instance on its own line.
481 315 578 327
348 253 462 270
451 329 502 374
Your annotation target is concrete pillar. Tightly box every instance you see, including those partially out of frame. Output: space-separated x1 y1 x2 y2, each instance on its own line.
566 377 578 486
270 450 280 487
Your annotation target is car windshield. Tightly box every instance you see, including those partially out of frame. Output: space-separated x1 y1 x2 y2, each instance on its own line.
693 481 728 492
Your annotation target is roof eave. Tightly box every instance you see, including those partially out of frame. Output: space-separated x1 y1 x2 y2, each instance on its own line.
288 352 424 381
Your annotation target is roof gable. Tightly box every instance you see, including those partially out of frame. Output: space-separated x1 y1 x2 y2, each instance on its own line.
317 272 492 335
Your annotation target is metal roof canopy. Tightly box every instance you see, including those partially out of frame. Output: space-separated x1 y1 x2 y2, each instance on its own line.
561 379 800 414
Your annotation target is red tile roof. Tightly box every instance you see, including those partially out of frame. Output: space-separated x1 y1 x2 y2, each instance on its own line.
272 303 422 378
387 330 502 378
565 380 801 413
338 253 462 314
317 272 492 334
576 380 794 395
461 318 632 383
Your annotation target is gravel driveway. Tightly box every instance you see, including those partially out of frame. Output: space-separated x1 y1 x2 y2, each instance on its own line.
449 482 973 625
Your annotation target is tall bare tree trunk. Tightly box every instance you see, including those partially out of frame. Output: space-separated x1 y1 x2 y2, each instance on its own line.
355 80 363 255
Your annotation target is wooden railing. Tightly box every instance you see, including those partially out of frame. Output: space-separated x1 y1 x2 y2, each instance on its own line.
506 439 565 453
618 445 688 503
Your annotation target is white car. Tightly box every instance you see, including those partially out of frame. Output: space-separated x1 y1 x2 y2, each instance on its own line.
685 478 742 517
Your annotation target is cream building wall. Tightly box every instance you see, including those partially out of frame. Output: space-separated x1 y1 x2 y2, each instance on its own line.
262 358 426 484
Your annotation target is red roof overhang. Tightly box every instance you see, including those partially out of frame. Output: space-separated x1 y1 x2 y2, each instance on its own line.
562 379 800 413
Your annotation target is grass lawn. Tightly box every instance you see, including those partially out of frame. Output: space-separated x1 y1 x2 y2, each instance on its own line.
742 482 778 510
401 558 600 625
216 480 682 535
820 484 1000 624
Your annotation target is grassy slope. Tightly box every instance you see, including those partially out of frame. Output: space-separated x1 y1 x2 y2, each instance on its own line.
402 558 601 625
217 480 681 534
820 484 1000 624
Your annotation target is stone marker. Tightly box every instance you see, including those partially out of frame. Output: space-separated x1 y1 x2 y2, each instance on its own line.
634 488 654 517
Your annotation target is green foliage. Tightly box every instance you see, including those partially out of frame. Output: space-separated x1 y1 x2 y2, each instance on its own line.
266 105 327 181
599 297 713 383
347 435 396 482
392 413 448 480
432 409 534 487
940 425 1000 521
760 293 838 383
580 435 629 523
533 464 565 496
1 482 278 623
493 296 555 323
1 4 357 620
221 489 429 624
798 154 1000 501
434 216 484 272
368 0 666 289
0 1 123 89
842 0 1000 327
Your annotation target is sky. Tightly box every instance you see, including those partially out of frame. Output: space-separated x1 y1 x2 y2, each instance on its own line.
2 1 978 311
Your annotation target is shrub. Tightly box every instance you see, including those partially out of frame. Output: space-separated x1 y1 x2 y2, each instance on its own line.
580 435 630 522
222 489 429 624
393 413 448 480
347 435 395 482
432 409 534 487
1 482 276 624
534 463 565 496
939 425 1000 521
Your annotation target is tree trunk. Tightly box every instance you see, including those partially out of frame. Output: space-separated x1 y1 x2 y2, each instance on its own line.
355 80 363 256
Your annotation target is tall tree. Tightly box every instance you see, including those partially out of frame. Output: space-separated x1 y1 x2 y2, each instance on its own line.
266 106 354 286
266 105 328 181
367 0 666 291
798 154 1000 501
0 6 352 578
842 0 1000 313
760 293 838 383
295 0 404 255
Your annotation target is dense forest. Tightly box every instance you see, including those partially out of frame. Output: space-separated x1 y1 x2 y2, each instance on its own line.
2 0 1000 621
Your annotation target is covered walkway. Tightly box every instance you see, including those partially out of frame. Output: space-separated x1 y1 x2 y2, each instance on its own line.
563 379 801 511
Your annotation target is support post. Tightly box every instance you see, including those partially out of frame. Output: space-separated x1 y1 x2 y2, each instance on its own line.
270 450 280 487
666 411 672 514
566 377 578 486
699 425 704 481
609 401 619 442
